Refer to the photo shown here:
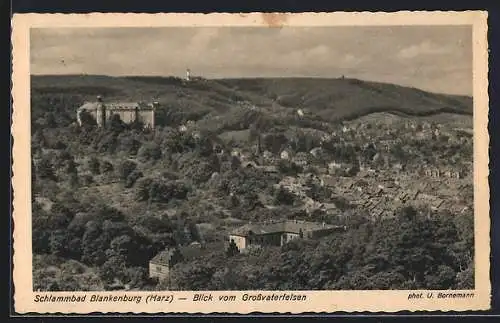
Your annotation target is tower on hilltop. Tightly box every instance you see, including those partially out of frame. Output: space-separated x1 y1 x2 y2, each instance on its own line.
186 68 191 81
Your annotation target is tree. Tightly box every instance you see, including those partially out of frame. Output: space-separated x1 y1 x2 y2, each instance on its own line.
241 191 262 211
179 154 219 184
263 133 288 154
148 180 190 203
331 196 352 212
69 172 79 188
135 177 154 201
49 230 71 257
170 259 217 290
226 194 240 208
277 160 302 176
424 265 457 289
81 221 106 266
456 266 474 289
100 255 128 284
118 160 138 181
49 202 74 229
346 160 360 177
248 123 260 143
126 267 149 288
362 143 377 163
37 158 56 180
32 203 51 253
125 170 143 188
132 214 174 234
273 186 295 206
119 135 142 156
108 235 135 258
99 205 126 222
88 157 100 175
226 240 240 257
195 136 214 157
108 114 127 133
130 119 145 131
45 112 57 128
230 156 241 171
100 160 114 174
390 143 408 163
162 130 185 154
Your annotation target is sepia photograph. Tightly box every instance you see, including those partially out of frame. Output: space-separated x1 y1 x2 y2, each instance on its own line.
12 12 490 313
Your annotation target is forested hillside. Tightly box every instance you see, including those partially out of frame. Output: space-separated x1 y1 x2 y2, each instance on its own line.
31 75 474 291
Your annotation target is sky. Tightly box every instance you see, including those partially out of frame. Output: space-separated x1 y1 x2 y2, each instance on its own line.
31 26 472 96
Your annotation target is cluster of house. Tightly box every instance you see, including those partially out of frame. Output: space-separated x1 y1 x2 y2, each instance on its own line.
275 173 324 198
422 167 462 179
321 166 472 218
229 147 316 168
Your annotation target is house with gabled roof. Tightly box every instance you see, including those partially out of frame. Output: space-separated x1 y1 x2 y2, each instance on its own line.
149 248 183 281
149 242 225 283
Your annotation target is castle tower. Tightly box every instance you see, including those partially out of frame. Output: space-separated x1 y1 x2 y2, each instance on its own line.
95 95 106 127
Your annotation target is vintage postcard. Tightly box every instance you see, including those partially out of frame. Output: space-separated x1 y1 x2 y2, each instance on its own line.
12 12 490 314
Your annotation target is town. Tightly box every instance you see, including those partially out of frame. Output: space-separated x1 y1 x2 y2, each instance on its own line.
31 73 474 292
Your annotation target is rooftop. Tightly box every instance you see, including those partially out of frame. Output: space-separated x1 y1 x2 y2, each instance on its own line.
77 102 100 111
179 242 224 260
230 220 340 237
149 248 177 266
150 242 223 265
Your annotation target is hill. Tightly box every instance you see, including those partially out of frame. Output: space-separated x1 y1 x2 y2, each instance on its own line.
31 75 473 130
30 74 475 292
217 77 472 120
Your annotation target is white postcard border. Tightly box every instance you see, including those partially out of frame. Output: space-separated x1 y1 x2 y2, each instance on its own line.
12 11 490 314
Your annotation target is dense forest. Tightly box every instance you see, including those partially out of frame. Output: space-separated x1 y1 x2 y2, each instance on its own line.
31 76 474 291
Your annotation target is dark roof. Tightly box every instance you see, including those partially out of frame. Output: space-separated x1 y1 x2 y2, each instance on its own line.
179 245 208 260
150 249 177 266
242 161 259 168
230 220 339 237
260 165 279 173
77 102 100 112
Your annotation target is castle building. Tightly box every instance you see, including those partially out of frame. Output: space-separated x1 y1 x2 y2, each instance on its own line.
76 96 158 129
